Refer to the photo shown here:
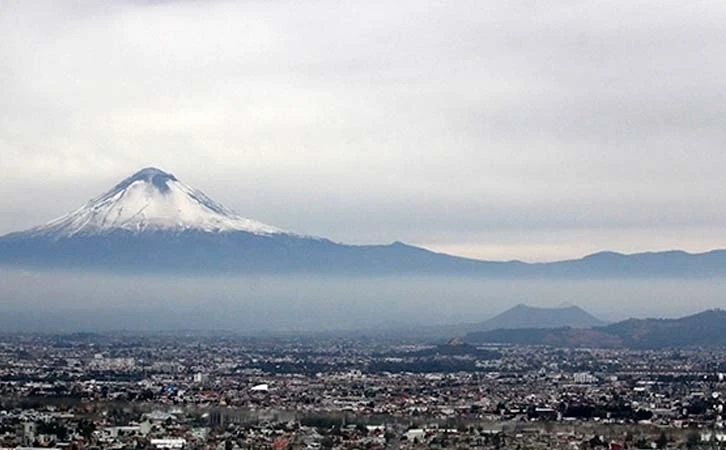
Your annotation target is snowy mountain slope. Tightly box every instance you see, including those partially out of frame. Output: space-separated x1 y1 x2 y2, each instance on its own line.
19 167 286 238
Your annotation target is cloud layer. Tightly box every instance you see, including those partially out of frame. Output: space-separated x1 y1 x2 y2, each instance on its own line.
2 0 726 261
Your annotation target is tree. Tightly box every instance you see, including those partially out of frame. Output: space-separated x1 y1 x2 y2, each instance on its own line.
320 436 334 449
77 419 95 440
624 431 634 443
655 430 668 449
686 431 700 449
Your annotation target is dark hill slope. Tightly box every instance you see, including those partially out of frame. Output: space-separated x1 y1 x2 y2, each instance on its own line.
475 304 605 331
465 309 726 349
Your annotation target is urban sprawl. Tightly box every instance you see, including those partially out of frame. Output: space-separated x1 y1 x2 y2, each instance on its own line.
1 333 726 449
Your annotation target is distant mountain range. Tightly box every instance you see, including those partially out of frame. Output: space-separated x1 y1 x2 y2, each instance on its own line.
2 167 726 276
465 309 726 348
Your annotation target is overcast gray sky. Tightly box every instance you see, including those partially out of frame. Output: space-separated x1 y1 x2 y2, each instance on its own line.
2 0 726 262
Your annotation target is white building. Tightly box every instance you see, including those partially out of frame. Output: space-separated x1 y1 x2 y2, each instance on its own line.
150 438 187 449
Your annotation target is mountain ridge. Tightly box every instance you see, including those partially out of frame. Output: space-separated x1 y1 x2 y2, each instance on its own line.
2 167 726 276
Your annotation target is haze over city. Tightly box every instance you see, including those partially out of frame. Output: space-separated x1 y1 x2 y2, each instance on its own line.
2 1 726 333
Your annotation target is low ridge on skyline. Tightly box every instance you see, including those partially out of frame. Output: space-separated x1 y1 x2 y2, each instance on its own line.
465 309 726 349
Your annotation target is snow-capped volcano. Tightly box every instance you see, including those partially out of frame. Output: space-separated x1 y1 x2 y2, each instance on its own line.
24 167 286 238
0 168 493 274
